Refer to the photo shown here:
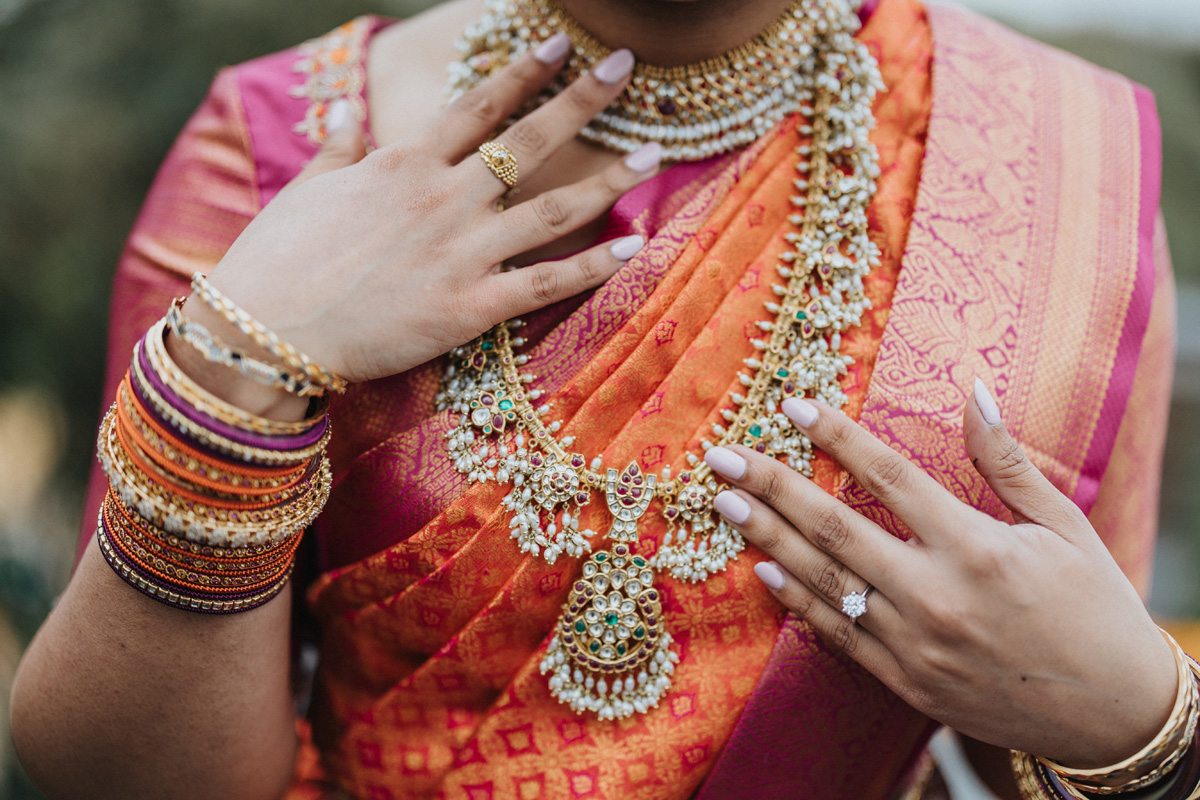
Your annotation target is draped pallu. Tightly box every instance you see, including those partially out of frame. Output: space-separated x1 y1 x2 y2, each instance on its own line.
81 1 1172 797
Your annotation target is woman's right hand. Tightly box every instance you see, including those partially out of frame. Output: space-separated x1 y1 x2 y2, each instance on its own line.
192 33 657 391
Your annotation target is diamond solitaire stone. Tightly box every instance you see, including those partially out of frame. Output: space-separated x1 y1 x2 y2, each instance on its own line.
841 589 869 620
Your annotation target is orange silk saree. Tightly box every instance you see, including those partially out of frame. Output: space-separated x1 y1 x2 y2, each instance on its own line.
80 1 1173 797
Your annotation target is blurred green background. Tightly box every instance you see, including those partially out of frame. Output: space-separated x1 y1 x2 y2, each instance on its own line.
0 1 1197 797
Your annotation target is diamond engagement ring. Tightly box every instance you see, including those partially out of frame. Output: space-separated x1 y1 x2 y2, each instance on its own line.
841 586 871 621
478 141 519 188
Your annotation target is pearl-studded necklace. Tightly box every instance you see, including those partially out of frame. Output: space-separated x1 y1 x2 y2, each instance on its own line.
450 0 838 161
438 0 883 719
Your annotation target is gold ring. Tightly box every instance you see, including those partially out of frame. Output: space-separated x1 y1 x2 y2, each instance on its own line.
478 141 518 188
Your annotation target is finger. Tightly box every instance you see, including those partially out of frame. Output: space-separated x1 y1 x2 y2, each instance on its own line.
463 48 636 197
483 143 662 258
289 100 367 186
965 377 1088 534
779 397 972 544
481 234 645 322
752 557 907 689
713 489 903 637
703 445 911 588
426 33 576 160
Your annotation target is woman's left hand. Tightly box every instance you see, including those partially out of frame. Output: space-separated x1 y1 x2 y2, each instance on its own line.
703 378 1177 768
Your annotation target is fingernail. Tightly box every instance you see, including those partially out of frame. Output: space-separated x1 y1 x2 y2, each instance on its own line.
624 142 663 173
534 32 572 64
609 234 644 261
754 562 787 591
714 490 751 524
782 397 819 428
326 99 351 134
704 446 746 480
974 377 1002 426
593 48 635 84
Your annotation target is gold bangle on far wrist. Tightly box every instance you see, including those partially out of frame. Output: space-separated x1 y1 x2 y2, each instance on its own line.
1029 628 1197 796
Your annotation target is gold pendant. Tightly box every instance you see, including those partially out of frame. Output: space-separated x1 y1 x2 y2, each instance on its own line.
540 543 677 719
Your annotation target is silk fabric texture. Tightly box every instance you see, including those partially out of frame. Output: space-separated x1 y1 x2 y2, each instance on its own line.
79 0 1172 797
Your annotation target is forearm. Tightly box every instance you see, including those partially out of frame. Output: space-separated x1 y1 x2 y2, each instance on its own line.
11 541 297 800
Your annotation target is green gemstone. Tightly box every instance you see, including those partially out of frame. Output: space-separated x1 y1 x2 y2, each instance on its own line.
498 399 514 411
749 424 763 438
480 341 494 351
589 641 600 653
633 627 645 639
605 612 619 626
595 553 607 562
617 643 627 655
795 311 808 320
632 556 646 568
776 368 789 379
574 620 586 634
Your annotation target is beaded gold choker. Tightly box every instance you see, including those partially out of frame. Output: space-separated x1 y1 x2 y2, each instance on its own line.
447 0 864 161
439 0 882 719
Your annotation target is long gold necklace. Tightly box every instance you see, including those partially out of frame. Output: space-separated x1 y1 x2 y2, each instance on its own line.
439 0 882 719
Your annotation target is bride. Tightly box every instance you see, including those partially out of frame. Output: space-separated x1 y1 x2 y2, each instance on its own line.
10 0 1183 797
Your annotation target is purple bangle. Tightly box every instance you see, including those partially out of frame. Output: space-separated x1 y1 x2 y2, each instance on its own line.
134 336 328 451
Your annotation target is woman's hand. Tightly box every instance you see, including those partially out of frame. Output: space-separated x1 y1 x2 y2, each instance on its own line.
191 34 657 388
702 379 1177 769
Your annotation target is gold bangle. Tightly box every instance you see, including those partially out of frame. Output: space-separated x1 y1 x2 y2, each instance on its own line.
190 273 348 395
129 351 330 468
1012 750 1061 800
167 299 325 398
144 317 327 438
100 410 332 547
1036 628 1198 795
116 382 309 494
97 517 294 614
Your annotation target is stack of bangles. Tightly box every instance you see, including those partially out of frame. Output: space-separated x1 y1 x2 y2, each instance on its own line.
95 273 345 614
1013 629 1200 799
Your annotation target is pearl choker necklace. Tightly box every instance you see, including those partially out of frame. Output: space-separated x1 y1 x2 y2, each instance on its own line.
447 0 864 161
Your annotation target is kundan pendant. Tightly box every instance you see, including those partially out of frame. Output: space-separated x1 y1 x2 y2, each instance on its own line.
539 543 678 719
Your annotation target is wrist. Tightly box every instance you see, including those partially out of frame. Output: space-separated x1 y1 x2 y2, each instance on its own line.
166 299 310 422
1034 628 1196 796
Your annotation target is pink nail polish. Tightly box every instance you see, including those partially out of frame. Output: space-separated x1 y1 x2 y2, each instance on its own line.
593 48 635 84
782 397 818 428
713 491 751 524
534 33 572 64
754 562 786 591
974 377 1002 426
624 142 663 173
704 446 746 480
609 234 644 261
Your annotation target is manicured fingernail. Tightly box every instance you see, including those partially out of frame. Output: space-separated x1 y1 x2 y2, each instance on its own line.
974 377 1002 426
534 32 572 63
609 234 644 261
782 397 819 428
754 562 787 591
713 490 751 524
704 446 746 480
624 142 663 173
326 99 351 133
593 48 635 84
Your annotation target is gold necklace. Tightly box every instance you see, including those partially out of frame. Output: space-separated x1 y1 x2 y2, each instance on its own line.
448 0 852 161
439 0 882 719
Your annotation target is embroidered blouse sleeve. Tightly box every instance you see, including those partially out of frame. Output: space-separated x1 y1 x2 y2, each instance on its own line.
75 65 261 561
